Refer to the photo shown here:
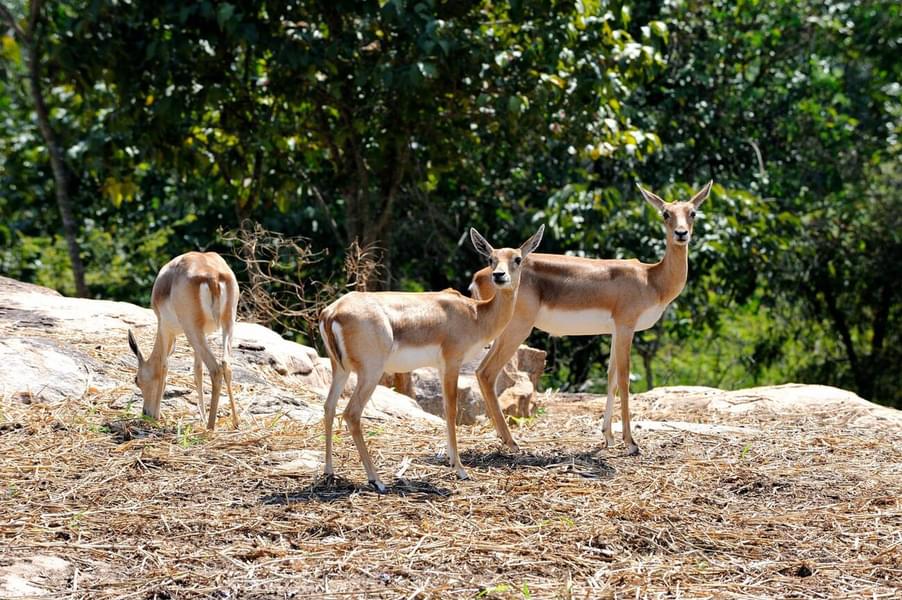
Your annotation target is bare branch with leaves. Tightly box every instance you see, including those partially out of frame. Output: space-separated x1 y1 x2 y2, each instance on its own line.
220 221 382 343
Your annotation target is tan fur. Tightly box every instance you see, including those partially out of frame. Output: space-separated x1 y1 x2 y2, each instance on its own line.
319 227 544 491
472 182 713 455
128 252 240 430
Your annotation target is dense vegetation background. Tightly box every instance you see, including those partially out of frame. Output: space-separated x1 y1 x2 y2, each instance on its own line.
1 0 900 407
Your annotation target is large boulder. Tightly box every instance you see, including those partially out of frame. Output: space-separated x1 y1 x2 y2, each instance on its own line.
232 323 332 390
634 384 902 431
0 276 440 427
494 345 547 420
406 369 484 425
0 337 118 403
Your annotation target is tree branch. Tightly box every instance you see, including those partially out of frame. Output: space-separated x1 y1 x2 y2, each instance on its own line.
372 136 410 241
870 282 891 358
0 2 27 41
28 0 43 35
308 183 346 246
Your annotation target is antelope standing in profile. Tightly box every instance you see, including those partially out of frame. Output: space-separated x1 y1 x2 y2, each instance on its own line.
319 226 544 492
127 251 240 430
471 182 713 455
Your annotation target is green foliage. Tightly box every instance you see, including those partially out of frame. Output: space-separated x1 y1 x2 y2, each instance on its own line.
783 162 902 404
1 0 900 406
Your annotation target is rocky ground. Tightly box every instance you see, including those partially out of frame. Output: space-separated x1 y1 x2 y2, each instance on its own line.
1 276 900 598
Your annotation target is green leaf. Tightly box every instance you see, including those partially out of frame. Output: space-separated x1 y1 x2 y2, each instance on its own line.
417 61 437 78
649 20 668 42
1 35 21 65
217 3 235 30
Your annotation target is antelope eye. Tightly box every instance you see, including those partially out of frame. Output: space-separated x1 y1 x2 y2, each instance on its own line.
690 210 697 219
514 257 522 265
662 210 671 220
134 376 138 386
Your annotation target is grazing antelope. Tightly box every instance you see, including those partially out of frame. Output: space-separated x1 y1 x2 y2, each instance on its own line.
319 226 545 492
127 251 240 430
471 182 713 455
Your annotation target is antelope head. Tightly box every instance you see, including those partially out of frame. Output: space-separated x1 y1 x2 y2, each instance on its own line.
638 181 713 246
469 225 544 291
127 329 163 419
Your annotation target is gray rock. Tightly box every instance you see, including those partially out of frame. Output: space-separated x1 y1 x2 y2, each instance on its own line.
0 337 117 403
409 370 484 425
405 344 547 424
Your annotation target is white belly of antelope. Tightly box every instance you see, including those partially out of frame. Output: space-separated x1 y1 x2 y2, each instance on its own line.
535 306 615 336
384 344 443 374
534 303 668 336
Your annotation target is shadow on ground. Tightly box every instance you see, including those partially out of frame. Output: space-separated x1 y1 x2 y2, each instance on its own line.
430 448 616 479
260 474 453 504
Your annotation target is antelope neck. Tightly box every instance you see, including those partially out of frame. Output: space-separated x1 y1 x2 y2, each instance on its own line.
650 238 689 303
476 285 517 336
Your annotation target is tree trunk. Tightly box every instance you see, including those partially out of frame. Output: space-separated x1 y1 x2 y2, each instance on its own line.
21 8 87 297
821 285 869 398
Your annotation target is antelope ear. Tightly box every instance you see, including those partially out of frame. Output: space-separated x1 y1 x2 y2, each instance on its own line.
519 224 545 258
469 228 495 258
127 329 144 363
637 184 666 211
690 180 713 208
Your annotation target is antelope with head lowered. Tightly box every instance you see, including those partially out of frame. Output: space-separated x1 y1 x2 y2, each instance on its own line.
319 226 544 492
127 251 240 430
471 182 713 455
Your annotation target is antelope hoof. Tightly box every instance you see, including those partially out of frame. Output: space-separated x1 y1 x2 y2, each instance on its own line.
455 468 470 481
505 441 521 453
626 443 640 456
603 436 615 449
370 480 388 494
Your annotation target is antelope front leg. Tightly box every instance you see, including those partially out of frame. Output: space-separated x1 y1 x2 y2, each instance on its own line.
475 321 533 452
193 354 207 425
613 326 640 455
223 360 238 430
441 363 468 480
601 332 618 449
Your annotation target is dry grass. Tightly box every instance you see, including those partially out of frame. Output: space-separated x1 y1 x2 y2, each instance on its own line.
1 385 900 599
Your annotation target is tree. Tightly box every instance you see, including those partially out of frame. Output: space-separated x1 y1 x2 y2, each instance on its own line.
627 0 902 404
788 163 902 404
59 0 662 288
1 0 86 296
